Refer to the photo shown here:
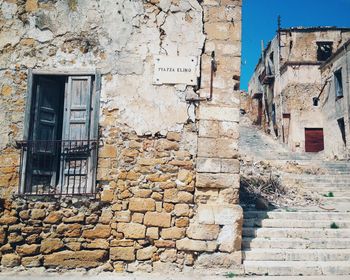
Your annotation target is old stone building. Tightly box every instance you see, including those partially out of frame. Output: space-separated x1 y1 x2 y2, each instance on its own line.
320 39 350 159
0 0 242 272
248 27 350 155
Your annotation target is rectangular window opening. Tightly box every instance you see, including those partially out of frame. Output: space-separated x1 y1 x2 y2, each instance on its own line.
335 69 343 100
18 72 100 196
317 41 333 61
337 118 346 146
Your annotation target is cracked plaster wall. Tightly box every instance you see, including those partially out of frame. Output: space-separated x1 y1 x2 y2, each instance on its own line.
0 0 205 144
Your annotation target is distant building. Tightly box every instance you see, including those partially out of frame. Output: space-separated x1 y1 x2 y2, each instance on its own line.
248 27 350 156
320 39 350 159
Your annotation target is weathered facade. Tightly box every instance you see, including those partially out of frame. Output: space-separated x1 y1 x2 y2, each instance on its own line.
248 27 350 154
0 0 242 272
320 39 350 159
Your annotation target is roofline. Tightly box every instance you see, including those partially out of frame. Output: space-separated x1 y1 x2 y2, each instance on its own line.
279 26 350 33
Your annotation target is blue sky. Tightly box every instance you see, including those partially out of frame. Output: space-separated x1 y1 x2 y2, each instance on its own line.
241 0 350 90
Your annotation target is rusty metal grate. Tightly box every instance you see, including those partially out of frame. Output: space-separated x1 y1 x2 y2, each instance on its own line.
17 140 97 196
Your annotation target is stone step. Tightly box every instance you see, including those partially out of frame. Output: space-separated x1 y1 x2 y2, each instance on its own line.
243 228 350 238
243 248 350 261
242 237 350 249
243 218 350 228
282 173 350 179
303 187 350 194
243 211 350 220
244 260 350 276
320 197 350 203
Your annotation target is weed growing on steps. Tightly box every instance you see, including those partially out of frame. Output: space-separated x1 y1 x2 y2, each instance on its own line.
323 192 334 197
330 222 339 229
225 272 236 278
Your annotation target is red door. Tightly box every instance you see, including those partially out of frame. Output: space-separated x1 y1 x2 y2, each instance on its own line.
305 128 324 152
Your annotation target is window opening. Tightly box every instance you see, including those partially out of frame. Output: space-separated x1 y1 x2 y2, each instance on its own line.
337 118 346 146
317 42 333 61
18 73 99 196
335 69 343 100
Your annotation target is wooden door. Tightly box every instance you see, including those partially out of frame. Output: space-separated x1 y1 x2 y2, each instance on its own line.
305 128 324 152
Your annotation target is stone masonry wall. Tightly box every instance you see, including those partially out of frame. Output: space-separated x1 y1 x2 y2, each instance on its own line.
0 0 242 272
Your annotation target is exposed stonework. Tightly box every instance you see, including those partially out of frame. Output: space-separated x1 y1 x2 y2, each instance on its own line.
0 0 242 273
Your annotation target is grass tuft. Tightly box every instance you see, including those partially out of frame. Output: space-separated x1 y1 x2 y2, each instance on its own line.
330 222 339 229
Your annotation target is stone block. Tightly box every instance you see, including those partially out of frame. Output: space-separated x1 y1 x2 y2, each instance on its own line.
99 145 117 158
164 188 178 203
110 240 134 247
144 212 171 228
219 121 239 138
99 210 113 224
129 198 155 212
30 209 46 220
16 244 40 256
136 246 157 261
84 239 109 250
0 215 18 225
1 254 21 267
101 189 114 202
176 238 217 252
25 0 38 12
131 213 144 223
154 240 176 248
40 238 64 254
138 158 166 166
159 249 177 263
62 214 85 223
167 132 181 141
82 225 111 239
56 223 82 237
21 255 42 267
221 159 240 173
118 223 146 239
174 204 190 217
44 250 108 268
176 217 189 228
155 139 180 151
110 247 135 261
196 173 239 189
195 252 242 268
146 227 159 239
198 138 238 158
178 191 194 203
43 212 62 224
197 157 221 173
204 22 234 40
198 105 239 122
218 224 242 252
198 204 243 225
115 211 131 222
198 120 219 138
218 188 239 204
161 227 186 240
186 224 220 240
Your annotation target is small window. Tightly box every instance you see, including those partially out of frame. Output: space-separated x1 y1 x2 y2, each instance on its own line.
337 118 346 146
312 97 319 107
335 69 343 100
317 42 333 61
18 71 101 196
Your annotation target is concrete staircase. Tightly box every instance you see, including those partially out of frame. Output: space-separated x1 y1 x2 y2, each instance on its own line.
239 121 350 276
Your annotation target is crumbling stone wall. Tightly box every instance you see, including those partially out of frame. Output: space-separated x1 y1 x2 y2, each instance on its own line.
0 0 242 272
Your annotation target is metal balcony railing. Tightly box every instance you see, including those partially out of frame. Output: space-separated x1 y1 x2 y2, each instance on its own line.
16 140 98 196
